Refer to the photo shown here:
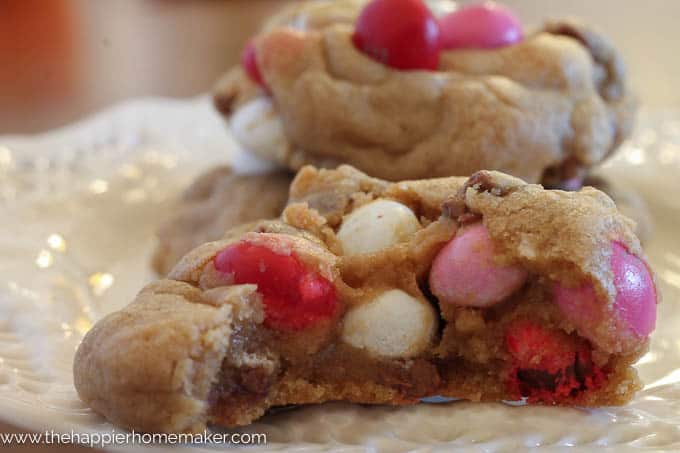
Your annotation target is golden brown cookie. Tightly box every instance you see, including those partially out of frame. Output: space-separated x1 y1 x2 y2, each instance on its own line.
584 175 653 243
75 166 657 433
216 0 635 186
152 166 292 275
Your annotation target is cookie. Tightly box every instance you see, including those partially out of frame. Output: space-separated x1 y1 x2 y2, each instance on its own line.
75 165 657 433
215 0 636 186
152 166 292 275
584 175 653 243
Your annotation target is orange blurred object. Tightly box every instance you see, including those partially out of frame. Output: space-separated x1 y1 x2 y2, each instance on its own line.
0 0 288 134
0 0 81 133
0 0 79 102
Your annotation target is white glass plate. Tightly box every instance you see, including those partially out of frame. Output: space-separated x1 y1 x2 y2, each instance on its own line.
0 97 679 452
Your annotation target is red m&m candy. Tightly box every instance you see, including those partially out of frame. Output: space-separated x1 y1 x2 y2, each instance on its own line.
353 0 441 70
215 241 337 331
505 321 604 402
241 40 268 90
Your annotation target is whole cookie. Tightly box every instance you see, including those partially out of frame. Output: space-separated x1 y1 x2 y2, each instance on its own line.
216 0 636 186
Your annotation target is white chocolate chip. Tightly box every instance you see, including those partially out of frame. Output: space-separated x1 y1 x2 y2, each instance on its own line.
341 289 437 358
337 200 420 255
230 97 287 162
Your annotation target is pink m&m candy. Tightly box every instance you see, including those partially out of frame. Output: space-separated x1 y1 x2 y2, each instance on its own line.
553 281 601 334
555 242 657 338
353 0 441 70
429 223 528 307
611 242 657 337
439 1 523 50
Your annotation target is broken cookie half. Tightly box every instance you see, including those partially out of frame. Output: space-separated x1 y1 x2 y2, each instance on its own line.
74 166 658 433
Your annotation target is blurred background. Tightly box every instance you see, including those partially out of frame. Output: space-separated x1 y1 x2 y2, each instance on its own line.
1 0 678 135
